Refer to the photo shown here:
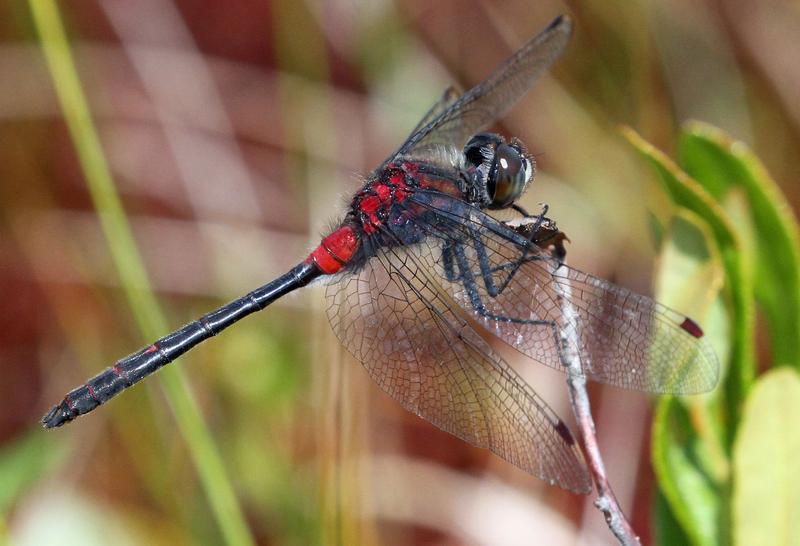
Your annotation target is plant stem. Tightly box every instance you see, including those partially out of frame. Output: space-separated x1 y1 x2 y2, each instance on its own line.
555 260 641 545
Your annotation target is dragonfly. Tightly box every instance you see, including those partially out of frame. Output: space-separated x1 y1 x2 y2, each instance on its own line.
42 15 718 494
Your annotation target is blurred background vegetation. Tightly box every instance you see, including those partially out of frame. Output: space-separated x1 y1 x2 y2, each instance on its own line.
1 1 799 545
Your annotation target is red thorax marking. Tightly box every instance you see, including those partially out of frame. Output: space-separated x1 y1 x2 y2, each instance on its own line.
415 166 464 197
360 195 381 214
306 225 360 275
355 167 418 235
376 184 391 200
395 158 464 199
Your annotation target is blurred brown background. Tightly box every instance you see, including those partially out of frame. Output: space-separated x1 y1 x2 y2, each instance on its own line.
0 0 797 544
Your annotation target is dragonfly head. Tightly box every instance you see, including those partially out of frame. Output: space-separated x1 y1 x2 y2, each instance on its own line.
463 133 535 210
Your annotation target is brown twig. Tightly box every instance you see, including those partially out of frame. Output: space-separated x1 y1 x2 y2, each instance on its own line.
565 367 641 544
555 260 642 546
506 215 641 544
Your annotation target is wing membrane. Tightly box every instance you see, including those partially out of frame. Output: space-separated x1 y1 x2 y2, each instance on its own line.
405 190 720 394
393 16 572 164
325 238 591 493
407 86 461 138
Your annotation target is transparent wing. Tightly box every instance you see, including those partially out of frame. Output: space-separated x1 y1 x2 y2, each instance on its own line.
325 238 591 493
376 87 462 174
393 16 572 164
407 86 461 138
405 190 720 394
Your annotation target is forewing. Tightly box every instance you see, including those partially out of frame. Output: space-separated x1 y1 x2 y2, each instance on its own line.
325 240 591 493
406 190 720 394
407 86 461 138
393 16 572 164
376 87 462 174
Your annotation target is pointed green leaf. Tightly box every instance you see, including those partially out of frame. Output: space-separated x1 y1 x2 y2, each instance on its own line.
680 122 800 369
622 127 754 411
654 209 731 389
622 127 755 434
654 210 723 334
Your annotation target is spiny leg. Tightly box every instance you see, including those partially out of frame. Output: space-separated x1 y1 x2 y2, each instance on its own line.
490 204 551 293
464 216 552 298
449 237 574 371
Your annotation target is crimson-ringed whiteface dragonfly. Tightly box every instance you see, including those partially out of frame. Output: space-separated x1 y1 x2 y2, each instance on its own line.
42 15 718 494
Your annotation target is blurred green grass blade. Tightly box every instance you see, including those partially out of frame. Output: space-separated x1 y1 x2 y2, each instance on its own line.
27 2 254 545
651 211 729 546
622 127 755 427
733 369 800 546
680 121 800 369
0 429 66 515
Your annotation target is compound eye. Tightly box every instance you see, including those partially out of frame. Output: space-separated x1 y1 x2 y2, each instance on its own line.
488 144 532 209
464 133 502 167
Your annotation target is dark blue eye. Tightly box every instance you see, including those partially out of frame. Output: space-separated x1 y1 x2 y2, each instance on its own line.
463 133 533 209
487 143 533 209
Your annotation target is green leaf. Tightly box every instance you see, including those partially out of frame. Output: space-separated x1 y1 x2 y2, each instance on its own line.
652 398 726 546
650 211 730 546
654 208 732 394
655 486 693 546
622 127 755 416
680 122 800 369
622 128 748 544
733 368 800 546
653 209 726 355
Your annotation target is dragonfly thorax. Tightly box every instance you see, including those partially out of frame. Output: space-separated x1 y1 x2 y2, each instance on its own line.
353 166 415 235
464 133 535 210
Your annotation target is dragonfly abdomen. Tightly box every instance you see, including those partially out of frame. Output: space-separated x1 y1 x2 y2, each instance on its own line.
42 262 319 428
305 224 361 274
42 322 212 428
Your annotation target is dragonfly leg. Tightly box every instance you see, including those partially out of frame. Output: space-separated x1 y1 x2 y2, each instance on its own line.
466 223 550 296
449 239 551 325
448 239 572 369
489 205 553 292
442 240 459 282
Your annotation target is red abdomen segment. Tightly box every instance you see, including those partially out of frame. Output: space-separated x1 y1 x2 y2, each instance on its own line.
306 225 360 274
